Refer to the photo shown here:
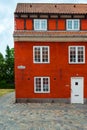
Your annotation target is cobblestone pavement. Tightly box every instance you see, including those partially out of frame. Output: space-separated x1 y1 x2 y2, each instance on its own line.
0 92 87 130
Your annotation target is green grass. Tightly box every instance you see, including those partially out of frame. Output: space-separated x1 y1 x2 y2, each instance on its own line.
0 89 14 97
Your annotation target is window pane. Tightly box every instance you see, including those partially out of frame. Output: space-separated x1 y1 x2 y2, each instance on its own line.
34 46 49 63
69 46 85 64
35 78 41 92
34 47 41 62
67 19 79 30
74 20 79 30
43 78 49 92
70 47 76 62
78 47 84 62
34 19 47 30
41 20 47 30
67 21 72 30
34 20 40 30
42 47 48 62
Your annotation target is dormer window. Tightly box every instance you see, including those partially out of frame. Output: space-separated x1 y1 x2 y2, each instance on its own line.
66 19 80 31
34 19 47 31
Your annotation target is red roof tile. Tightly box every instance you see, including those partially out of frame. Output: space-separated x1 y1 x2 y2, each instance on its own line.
15 3 87 14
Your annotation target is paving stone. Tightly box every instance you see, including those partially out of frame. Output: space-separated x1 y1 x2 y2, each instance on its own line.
0 92 87 130
39 128 45 130
29 127 35 130
55 124 61 130
0 124 5 130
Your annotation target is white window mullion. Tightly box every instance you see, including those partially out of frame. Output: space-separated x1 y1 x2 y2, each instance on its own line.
76 47 78 63
83 46 85 63
40 47 42 63
41 78 43 92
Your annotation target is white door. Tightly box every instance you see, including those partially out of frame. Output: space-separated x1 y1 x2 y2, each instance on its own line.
71 77 84 104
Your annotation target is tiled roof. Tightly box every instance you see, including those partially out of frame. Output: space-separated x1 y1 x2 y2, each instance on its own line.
15 3 87 14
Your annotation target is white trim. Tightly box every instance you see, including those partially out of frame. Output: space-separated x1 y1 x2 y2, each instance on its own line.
34 77 50 93
69 46 85 64
66 19 80 31
34 19 47 31
33 46 50 64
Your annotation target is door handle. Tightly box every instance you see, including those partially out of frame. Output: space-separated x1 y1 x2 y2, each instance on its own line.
75 95 79 96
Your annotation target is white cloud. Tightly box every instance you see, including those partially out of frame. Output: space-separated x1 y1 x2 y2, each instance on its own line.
0 25 5 34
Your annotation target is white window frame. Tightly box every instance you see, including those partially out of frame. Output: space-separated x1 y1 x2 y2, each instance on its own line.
34 77 50 93
34 19 47 31
66 19 80 31
69 46 85 64
33 46 50 64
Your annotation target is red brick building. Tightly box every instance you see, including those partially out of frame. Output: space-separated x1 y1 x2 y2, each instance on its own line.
14 3 87 103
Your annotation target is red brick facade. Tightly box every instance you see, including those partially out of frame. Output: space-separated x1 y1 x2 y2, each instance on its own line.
14 3 87 103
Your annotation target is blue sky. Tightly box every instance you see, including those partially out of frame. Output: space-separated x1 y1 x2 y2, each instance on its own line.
0 0 87 56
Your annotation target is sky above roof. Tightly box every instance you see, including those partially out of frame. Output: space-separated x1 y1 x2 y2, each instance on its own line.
0 0 87 56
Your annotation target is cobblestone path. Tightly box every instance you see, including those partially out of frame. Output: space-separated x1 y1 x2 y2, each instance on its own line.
0 92 87 130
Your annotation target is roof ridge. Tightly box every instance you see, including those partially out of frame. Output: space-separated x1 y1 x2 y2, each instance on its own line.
17 3 87 5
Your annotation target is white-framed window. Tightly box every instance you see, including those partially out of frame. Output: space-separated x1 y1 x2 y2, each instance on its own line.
66 19 80 31
34 19 47 31
34 77 50 93
33 46 50 63
69 46 85 64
